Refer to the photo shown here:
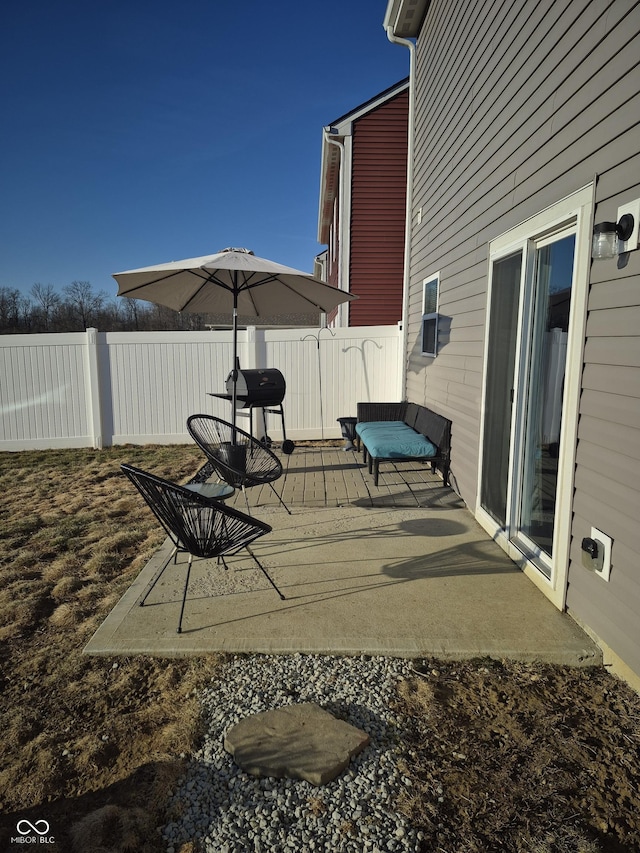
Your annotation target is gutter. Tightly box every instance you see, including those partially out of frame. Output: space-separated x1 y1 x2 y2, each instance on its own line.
385 25 415 401
323 128 349 327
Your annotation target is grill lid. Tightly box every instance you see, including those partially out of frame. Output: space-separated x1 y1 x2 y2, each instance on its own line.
226 368 286 407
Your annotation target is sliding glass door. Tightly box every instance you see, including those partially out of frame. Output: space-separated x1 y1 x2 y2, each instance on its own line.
479 221 578 582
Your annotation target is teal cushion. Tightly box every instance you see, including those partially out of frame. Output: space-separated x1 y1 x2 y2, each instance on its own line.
356 421 437 460
355 420 405 438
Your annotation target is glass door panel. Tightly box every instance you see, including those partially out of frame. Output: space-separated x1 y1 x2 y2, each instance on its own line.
515 234 575 565
480 252 522 526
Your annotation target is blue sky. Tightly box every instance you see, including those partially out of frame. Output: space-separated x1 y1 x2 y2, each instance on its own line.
1 1 409 299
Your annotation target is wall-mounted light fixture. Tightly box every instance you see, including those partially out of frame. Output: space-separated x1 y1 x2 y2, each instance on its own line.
591 214 635 260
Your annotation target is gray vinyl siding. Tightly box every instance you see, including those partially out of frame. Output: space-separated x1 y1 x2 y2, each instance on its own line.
407 0 639 504
566 196 640 669
407 0 640 675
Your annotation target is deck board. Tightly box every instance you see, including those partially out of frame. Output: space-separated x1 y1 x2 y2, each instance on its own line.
222 445 461 512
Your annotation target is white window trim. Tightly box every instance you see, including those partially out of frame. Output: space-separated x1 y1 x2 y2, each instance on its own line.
421 272 440 357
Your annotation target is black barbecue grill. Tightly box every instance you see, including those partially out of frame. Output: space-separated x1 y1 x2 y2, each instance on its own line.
209 367 294 453
229 368 285 408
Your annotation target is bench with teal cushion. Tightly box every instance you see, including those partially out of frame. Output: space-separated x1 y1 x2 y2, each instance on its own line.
355 402 451 487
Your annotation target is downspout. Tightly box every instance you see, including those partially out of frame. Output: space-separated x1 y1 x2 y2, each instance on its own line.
324 129 348 326
386 26 415 401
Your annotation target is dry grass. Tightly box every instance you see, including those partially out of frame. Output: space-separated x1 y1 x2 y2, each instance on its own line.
0 446 639 853
0 445 223 852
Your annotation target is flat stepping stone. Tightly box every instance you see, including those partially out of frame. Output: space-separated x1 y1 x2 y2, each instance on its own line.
223 702 370 786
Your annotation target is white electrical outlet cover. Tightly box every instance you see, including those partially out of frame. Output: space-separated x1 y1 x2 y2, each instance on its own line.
616 199 640 253
591 526 612 582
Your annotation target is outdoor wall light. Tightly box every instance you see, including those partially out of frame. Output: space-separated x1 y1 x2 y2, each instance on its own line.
591 214 635 259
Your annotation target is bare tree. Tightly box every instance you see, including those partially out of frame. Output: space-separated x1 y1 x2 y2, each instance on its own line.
0 281 210 332
121 297 146 330
0 287 31 333
62 281 106 330
30 283 61 331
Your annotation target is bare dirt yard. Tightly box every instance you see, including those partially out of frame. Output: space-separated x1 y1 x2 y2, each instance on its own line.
0 446 639 853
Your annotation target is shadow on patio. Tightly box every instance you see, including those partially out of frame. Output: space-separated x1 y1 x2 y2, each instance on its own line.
84 446 599 664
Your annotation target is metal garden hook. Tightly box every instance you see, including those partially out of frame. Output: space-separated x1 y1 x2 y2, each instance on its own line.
301 327 335 439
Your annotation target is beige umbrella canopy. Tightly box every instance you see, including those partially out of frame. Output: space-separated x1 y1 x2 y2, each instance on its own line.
113 247 356 427
114 247 354 317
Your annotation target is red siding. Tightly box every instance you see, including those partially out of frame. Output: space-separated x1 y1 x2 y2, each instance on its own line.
349 90 408 326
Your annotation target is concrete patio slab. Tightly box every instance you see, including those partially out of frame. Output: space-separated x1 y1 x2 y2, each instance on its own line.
85 497 599 665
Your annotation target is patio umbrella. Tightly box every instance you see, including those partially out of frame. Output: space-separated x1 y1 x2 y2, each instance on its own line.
113 247 356 433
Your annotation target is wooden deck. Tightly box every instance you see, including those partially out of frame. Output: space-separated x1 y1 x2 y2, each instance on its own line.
225 444 464 511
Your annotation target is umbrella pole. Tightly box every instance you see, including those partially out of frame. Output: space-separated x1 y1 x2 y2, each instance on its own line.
231 284 239 440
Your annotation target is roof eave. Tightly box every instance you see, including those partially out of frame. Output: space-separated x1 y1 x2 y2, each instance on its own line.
317 130 343 245
383 0 430 38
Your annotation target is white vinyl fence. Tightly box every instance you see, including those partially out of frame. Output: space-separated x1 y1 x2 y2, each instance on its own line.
0 326 401 451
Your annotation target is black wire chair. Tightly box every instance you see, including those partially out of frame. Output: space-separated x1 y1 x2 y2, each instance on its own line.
186 414 291 514
121 464 284 634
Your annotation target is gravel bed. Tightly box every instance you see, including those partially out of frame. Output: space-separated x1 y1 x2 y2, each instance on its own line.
162 654 422 852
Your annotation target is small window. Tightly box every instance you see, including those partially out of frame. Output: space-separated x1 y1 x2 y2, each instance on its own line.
421 274 439 356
